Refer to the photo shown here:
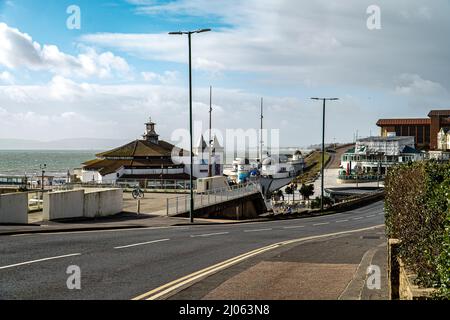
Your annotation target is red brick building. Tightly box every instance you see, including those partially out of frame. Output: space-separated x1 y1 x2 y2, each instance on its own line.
377 110 450 150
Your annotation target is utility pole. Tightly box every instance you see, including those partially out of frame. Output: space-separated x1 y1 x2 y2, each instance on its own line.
208 86 213 178
311 97 339 212
169 28 211 224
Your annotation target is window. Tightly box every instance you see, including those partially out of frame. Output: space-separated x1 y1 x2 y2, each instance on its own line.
425 126 431 143
417 126 424 144
401 126 408 136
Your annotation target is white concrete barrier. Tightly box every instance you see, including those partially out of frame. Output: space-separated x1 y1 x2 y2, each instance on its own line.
0 192 28 224
43 190 84 221
43 188 123 221
84 188 123 218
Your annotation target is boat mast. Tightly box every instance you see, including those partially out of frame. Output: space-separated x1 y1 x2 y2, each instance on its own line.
260 97 264 164
208 86 213 177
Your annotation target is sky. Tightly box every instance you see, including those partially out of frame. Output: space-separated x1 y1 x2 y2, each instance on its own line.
0 0 449 148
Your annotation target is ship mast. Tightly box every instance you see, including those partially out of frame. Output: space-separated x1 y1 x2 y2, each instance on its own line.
208 86 213 177
260 97 264 166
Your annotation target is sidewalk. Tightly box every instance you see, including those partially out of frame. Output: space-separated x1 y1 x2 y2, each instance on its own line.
168 226 388 300
0 212 248 236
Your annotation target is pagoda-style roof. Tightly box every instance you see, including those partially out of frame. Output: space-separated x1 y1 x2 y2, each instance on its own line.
96 139 183 158
82 158 184 176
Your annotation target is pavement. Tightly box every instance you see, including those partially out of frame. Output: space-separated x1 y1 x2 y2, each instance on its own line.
0 201 386 300
170 226 388 300
0 212 246 236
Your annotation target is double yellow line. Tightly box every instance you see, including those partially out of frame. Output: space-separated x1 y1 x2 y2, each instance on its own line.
132 225 384 300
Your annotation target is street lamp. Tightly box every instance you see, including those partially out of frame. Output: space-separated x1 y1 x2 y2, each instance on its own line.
170 28 211 223
39 164 47 202
311 97 339 212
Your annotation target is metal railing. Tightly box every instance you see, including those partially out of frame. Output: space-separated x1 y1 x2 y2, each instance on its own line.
337 174 385 181
59 179 196 193
166 182 260 216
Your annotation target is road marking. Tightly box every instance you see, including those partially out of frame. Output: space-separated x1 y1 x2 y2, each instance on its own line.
39 226 179 236
353 217 364 220
114 239 170 250
283 226 305 229
133 224 384 300
244 228 272 233
190 232 229 238
313 222 329 226
335 220 349 223
366 215 375 218
0 253 81 270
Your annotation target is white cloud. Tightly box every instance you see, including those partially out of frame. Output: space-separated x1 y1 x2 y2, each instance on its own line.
395 74 446 96
0 23 130 79
141 70 178 84
0 76 386 145
0 71 14 84
84 0 450 91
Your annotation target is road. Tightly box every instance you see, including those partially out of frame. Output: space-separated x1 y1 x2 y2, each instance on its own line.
0 201 384 300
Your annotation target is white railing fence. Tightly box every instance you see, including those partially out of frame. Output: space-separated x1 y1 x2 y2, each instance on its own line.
166 182 260 216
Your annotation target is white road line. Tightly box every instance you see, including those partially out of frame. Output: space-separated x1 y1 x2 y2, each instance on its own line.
353 217 364 220
244 228 273 233
114 239 170 250
366 215 375 218
0 253 81 270
190 232 229 238
283 226 305 229
313 222 330 226
335 220 349 223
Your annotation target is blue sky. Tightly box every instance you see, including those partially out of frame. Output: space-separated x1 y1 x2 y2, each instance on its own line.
0 0 449 148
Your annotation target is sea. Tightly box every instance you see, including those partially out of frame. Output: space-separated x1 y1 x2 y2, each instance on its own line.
0 148 310 178
0 150 98 177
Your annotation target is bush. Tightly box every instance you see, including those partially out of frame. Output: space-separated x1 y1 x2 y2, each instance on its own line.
311 196 333 209
384 160 450 297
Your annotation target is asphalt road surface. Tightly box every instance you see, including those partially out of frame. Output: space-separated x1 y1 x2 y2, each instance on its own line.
0 201 384 300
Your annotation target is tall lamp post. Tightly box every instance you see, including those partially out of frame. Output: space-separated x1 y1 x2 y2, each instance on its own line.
170 28 211 223
311 97 339 212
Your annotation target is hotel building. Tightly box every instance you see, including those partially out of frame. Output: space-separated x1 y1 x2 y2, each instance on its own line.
377 110 450 150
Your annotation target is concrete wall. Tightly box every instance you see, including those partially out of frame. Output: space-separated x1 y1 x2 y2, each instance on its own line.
43 190 84 221
0 192 28 224
84 188 123 218
43 188 123 221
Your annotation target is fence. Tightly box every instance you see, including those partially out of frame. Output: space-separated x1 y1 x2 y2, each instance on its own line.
58 179 197 193
166 182 260 216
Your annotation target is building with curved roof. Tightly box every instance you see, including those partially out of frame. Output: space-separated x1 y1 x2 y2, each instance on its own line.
81 118 223 184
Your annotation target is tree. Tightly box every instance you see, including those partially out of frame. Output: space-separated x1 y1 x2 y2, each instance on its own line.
300 184 314 200
285 186 293 204
290 183 298 203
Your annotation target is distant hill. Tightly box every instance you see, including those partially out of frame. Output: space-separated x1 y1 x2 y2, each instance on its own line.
0 138 132 150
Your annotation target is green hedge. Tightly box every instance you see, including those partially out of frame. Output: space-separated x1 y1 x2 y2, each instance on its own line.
385 160 450 298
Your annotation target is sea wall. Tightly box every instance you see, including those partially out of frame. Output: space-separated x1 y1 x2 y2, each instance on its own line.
0 192 28 224
43 188 123 221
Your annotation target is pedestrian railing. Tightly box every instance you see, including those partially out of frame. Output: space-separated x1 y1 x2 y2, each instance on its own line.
166 182 260 216
61 179 196 192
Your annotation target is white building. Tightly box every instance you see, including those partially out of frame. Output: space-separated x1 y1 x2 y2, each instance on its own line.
339 136 424 180
81 118 223 184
